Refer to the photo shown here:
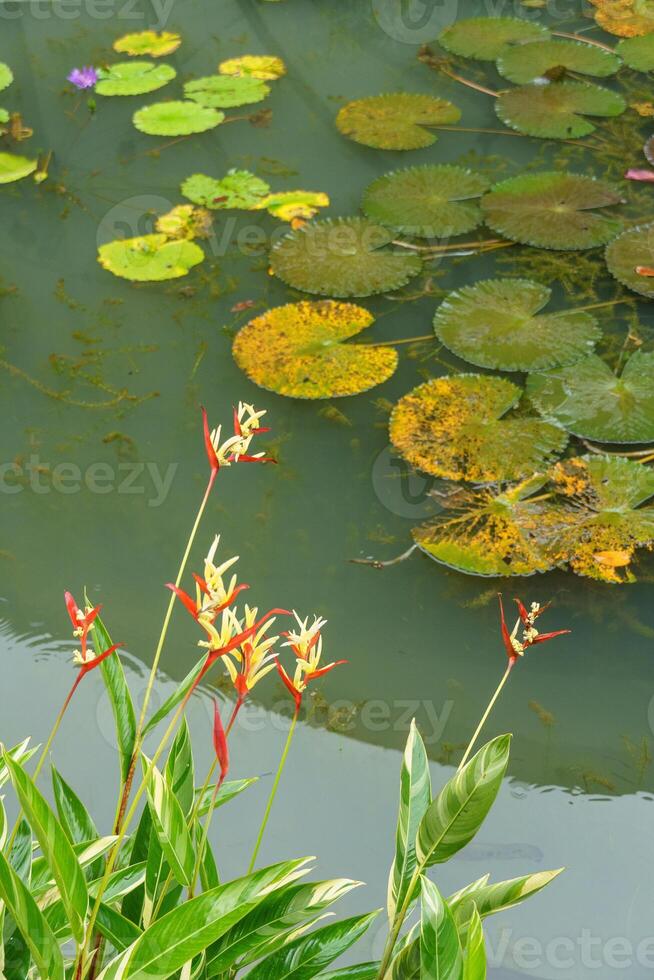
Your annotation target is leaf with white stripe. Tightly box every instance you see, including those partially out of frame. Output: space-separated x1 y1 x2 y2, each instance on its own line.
416 736 510 869
387 719 431 922
143 757 195 887
0 846 64 980
450 869 563 936
462 904 486 979
420 877 463 980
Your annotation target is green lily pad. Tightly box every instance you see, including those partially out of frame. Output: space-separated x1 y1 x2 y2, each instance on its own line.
181 169 270 209
496 39 621 83
95 61 176 96
0 109 8 125
232 300 398 398
527 351 654 443
269 217 422 298
219 55 286 80
412 476 561 576
183 74 269 108
605 221 654 297
335 93 461 150
361 165 489 239
496 80 626 140
389 374 567 483
590 0 654 38
0 63 12 92
547 455 654 582
438 16 550 61
97 233 204 281
433 278 601 372
113 30 181 56
616 34 654 69
133 101 224 136
481 172 625 250
0 152 37 184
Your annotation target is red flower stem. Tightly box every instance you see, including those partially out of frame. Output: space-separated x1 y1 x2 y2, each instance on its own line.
247 703 300 875
457 658 515 772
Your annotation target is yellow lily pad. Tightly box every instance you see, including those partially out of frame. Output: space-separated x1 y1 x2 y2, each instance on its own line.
590 0 654 36
257 190 329 222
155 205 212 240
232 300 398 398
98 233 204 281
113 30 182 56
336 93 461 150
0 152 37 184
219 55 286 80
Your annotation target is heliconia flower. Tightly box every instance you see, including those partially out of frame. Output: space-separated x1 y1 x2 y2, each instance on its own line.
167 537 250 636
67 66 99 90
202 402 274 474
276 613 346 710
64 592 122 673
625 168 654 182
213 700 229 781
499 594 570 666
222 605 279 697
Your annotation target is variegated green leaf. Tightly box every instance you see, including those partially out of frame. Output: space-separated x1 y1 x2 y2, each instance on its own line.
0 847 64 980
196 777 258 817
247 911 380 979
97 903 143 951
420 877 463 980
391 934 420 979
142 659 205 737
52 766 99 845
462 904 486 979
449 869 563 928
388 719 431 922
90 601 137 786
320 966 380 979
166 719 195 817
416 736 511 868
143 757 195 887
3 752 88 943
8 818 32 884
96 859 311 980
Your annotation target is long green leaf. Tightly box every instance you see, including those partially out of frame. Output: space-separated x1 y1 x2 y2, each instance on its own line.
52 766 99 845
449 869 563 922
143 757 195 887
96 903 143 952
143 827 168 928
387 719 431 922
166 719 195 817
196 777 258 817
0 847 64 980
8 819 32 884
420 877 463 980
320 965 381 978
391 937 420 980
462 904 486 980
416 736 511 869
247 911 379 979
206 878 361 975
96 859 311 980
92 604 137 785
4 752 88 943
142 658 205 737
122 804 152 925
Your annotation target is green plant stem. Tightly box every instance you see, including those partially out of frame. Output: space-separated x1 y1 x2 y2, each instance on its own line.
247 706 299 875
362 334 435 348
556 298 631 315
438 65 498 97
457 660 514 771
551 30 615 52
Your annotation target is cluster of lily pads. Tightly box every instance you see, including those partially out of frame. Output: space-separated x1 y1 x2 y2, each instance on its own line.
0 61 41 185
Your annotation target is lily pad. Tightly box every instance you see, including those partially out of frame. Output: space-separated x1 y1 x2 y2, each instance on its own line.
605 221 654 297
0 152 37 184
527 351 654 443
0 63 12 92
335 93 461 150
133 101 224 136
496 80 626 140
181 170 270 209
433 278 601 372
219 55 286 80
361 165 489 239
0 109 8 124
496 39 621 83
389 374 567 483
616 34 654 69
155 205 212 240
590 0 654 37
232 300 398 398
412 476 561 576
183 74 269 108
438 16 550 61
95 61 176 96
481 172 625 250
257 191 329 222
547 455 654 582
270 217 422 298
113 30 182 56
97 233 204 281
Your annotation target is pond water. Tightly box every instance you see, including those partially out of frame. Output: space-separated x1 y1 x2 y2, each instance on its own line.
2 0 654 976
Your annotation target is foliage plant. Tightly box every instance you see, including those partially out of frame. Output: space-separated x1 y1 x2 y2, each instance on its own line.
0 405 567 979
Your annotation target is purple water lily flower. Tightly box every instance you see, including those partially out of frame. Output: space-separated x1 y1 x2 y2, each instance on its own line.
67 66 98 90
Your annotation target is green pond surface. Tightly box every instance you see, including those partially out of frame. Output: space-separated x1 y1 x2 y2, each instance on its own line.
2 0 654 975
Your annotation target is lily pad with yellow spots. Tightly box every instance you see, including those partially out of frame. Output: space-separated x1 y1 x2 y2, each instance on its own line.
0 63 12 92
0 151 37 184
481 172 625 250
389 374 567 483
113 30 182 56
270 217 422 298
438 16 550 61
335 93 461 150
412 476 563 576
589 0 654 37
155 205 212 240
362 165 489 239
95 61 176 96
219 55 286 80
183 74 269 108
496 80 626 140
133 100 224 136
527 351 654 443
496 39 621 83
616 33 654 68
256 190 329 222
433 278 600 372
546 455 654 582
97 233 204 281
232 300 398 398
181 170 270 209
605 221 654 297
